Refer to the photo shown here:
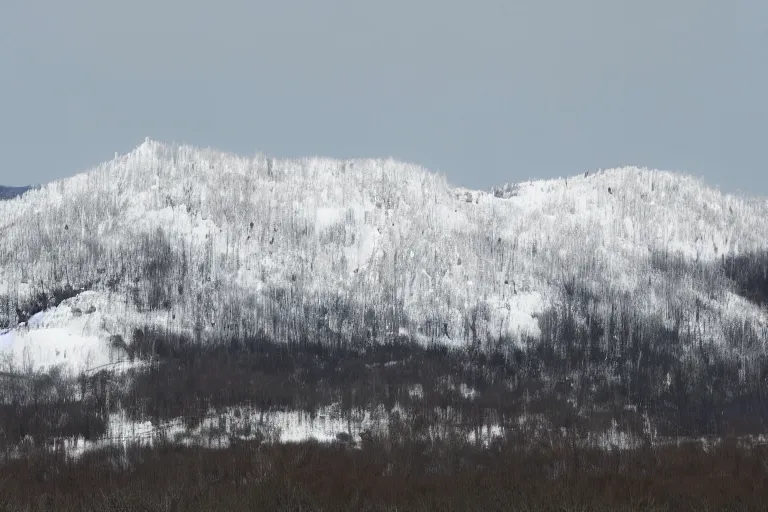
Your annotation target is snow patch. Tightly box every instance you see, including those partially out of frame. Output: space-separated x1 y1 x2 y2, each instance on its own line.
315 207 345 232
0 291 135 374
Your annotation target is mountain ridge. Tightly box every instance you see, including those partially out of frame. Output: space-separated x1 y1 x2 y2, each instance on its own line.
1 140 767 372
0 185 32 201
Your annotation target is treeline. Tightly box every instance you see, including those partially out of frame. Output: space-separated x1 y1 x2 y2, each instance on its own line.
1 331 525 456
0 367 110 458
723 250 768 306
2 279 768 509
3 303 768 460
2 432 768 511
3 253 768 454
532 277 768 439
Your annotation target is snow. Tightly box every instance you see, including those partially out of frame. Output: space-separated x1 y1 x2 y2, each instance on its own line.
486 291 546 345
408 384 424 399
344 224 380 273
51 401 767 459
1 141 767 355
60 402 516 458
459 383 477 400
315 207 345 232
0 328 108 374
0 291 136 374
65 404 393 458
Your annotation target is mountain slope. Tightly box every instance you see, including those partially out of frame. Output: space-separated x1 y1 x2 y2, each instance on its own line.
1 140 767 374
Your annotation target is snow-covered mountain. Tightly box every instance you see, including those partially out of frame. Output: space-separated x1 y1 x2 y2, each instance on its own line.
0 185 31 201
1 139 767 373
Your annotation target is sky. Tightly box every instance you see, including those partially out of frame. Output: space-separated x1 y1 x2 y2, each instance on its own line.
1 0 766 195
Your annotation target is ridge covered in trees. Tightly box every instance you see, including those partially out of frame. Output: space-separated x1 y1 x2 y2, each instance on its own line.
2 141 768 508
1 140 765 351
0 141 766 436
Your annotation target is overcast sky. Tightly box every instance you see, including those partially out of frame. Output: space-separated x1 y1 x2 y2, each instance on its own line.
1 0 766 194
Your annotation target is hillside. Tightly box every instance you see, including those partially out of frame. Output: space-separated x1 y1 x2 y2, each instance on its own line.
1 140 767 369
1 139 768 454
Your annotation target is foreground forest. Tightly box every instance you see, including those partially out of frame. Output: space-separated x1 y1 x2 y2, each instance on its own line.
3 435 768 511
1 141 768 509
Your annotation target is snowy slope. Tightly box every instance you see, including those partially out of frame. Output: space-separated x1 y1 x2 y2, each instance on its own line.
1 140 767 373
0 291 136 374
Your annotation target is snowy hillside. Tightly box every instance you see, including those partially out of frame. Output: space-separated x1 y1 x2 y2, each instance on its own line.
1 139 767 373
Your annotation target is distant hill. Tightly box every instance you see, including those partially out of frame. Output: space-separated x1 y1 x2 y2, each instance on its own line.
0 185 31 200
4 140 768 335
2 139 768 444
1 140 767 348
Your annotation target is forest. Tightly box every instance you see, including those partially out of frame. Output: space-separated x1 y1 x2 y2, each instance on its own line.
1 141 768 509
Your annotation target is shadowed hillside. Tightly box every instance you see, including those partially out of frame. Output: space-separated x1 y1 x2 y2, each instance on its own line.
0 185 31 201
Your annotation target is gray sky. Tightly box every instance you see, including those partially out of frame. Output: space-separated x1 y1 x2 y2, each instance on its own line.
1 0 766 195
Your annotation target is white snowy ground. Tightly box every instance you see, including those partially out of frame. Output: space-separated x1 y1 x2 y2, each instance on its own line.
60 404 661 459
62 403 509 459
0 291 137 375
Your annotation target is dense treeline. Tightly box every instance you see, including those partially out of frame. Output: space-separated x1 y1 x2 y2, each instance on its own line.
2 252 768 452
0 367 112 455
534 277 768 438
2 434 768 511
723 250 768 306
3 291 768 460
5 248 768 439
